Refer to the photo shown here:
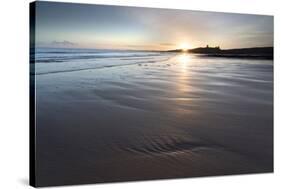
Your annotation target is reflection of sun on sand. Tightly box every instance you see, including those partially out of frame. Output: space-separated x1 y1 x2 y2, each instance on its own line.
176 53 191 89
176 53 191 75
178 53 191 66
173 53 194 112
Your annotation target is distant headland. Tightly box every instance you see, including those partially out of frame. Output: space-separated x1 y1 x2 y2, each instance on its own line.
167 45 273 59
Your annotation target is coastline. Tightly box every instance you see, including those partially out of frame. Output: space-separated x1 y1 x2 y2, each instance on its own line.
167 46 273 60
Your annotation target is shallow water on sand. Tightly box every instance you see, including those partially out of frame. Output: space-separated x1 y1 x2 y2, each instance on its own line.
34 49 273 186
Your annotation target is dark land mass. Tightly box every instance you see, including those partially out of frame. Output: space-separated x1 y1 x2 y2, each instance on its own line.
167 46 273 60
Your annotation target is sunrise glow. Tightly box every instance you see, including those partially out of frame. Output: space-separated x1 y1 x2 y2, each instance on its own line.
179 43 190 51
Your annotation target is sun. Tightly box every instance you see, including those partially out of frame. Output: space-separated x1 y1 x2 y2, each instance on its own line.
179 43 190 51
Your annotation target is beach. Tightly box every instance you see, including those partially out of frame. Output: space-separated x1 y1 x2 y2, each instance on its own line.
33 48 273 186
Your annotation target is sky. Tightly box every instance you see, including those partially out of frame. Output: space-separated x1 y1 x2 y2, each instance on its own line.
34 1 273 50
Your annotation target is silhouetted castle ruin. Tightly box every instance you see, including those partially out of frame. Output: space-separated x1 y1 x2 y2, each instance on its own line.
189 45 221 53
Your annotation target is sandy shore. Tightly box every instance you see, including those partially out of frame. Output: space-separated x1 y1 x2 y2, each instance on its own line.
35 53 273 186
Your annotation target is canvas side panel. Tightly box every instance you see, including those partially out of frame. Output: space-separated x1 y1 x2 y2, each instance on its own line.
29 1 36 187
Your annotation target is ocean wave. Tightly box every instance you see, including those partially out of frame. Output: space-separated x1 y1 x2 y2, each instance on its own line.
34 57 171 75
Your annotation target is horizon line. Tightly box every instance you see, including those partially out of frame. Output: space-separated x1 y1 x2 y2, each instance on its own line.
32 45 274 52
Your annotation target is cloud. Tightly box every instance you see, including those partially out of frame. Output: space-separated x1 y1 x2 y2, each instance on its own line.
159 43 175 46
51 40 77 47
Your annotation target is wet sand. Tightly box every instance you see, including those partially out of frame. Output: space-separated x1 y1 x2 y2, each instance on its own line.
35 53 273 186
